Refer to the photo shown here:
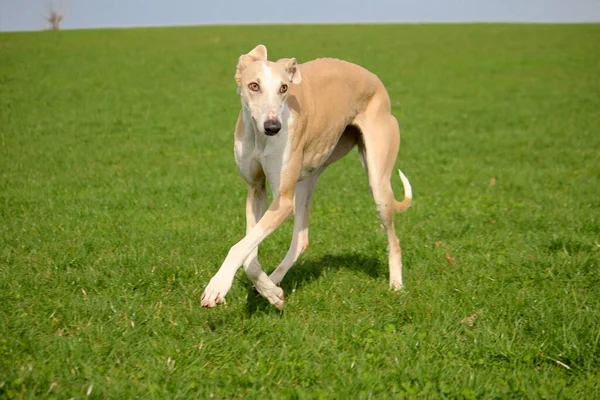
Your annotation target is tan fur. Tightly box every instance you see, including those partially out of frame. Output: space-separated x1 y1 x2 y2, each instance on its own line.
201 45 412 309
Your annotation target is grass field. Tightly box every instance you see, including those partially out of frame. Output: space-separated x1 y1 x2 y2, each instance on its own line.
1 23 599 398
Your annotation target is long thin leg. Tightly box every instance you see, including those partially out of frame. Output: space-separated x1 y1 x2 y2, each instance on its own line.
269 174 319 285
240 182 277 294
357 114 405 289
201 187 296 309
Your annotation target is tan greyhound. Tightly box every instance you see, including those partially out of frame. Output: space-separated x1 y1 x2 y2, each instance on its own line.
201 44 412 309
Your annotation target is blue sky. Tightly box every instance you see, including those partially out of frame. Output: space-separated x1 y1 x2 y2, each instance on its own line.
1 0 599 32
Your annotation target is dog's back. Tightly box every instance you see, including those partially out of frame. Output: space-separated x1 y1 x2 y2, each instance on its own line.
288 58 392 164
292 58 389 122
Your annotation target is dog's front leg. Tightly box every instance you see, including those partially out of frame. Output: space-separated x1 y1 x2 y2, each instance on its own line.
201 191 295 309
269 174 318 286
240 182 285 307
241 182 267 276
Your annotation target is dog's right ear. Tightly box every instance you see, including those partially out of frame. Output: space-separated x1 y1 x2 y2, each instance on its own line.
235 45 268 88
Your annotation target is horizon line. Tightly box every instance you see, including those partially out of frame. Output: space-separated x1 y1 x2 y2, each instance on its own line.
2 20 599 34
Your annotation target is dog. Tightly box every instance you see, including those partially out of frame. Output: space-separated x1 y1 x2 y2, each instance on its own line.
201 45 412 309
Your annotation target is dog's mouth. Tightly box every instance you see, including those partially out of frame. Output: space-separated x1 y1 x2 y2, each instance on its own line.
263 129 279 136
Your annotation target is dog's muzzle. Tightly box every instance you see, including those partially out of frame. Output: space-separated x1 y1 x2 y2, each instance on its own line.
263 119 282 136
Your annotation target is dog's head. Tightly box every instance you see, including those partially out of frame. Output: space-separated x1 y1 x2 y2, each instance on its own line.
235 44 301 136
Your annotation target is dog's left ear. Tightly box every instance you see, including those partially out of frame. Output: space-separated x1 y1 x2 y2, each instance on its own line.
279 58 302 85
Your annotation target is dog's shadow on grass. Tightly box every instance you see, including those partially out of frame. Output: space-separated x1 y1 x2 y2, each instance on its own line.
244 252 382 316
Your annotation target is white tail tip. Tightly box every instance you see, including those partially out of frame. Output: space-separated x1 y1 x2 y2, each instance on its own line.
398 169 413 200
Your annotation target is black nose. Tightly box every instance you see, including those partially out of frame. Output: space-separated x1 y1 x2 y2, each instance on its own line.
263 119 281 135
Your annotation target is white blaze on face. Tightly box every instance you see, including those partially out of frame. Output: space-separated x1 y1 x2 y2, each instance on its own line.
261 62 282 122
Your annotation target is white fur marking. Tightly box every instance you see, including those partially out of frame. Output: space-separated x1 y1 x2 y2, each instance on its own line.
262 62 273 82
398 170 413 199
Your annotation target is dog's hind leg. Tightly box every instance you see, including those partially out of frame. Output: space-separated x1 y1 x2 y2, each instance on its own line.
356 112 408 290
269 174 318 286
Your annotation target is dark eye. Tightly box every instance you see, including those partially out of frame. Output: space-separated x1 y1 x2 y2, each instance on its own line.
248 82 260 92
280 84 288 94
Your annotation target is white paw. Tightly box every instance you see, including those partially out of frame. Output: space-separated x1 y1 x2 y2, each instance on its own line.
390 280 403 291
254 280 285 310
201 276 232 308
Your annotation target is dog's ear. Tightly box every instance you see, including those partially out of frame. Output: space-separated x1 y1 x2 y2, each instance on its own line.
278 57 302 85
235 44 268 88
247 44 268 61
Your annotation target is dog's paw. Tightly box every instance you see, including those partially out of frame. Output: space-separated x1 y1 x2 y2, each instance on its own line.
254 281 285 310
390 280 403 291
201 277 232 308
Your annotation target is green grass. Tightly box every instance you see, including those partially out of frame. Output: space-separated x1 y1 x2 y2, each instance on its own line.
1 23 599 398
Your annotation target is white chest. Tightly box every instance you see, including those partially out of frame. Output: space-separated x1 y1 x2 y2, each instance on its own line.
234 111 293 189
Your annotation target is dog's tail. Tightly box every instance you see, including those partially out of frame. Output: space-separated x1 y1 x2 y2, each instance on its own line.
395 169 412 213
